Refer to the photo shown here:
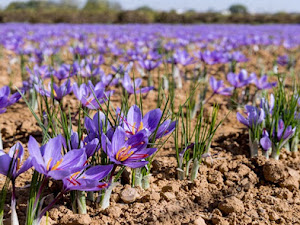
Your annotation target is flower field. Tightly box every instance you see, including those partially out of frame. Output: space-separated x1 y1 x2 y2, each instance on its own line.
0 24 299 225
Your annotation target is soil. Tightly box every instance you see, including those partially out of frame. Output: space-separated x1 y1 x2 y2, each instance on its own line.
0 45 300 225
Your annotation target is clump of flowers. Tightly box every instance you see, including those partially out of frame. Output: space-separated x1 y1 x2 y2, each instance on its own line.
237 105 265 157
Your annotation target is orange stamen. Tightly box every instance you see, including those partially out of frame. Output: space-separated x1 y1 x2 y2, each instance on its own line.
51 158 63 171
116 146 134 161
47 158 53 171
137 121 144 132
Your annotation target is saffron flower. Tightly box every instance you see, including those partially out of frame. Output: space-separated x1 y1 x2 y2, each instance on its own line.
0 142 32 179
73 82 113 110
102 127 157 168
237 105 265 129
277 55 289 66
227 69 252 88
63 164 113 191
28 135 87 180
84 111 113 142
69 131 100 158
209 76 233 96
36 79 72 101
250 74 277 90
260 94 275 114
168 50 194 66
122 73 154 95
260 129 272 152
121 105 176 139
138 59 161 71
276 119 295 141
0 86 22 114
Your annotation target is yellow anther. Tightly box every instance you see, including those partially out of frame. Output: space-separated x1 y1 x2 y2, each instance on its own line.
51 158 63 171
70 171 80 180
116 146 133 161
137 121 144 132
47 158 53 171
53 89 57 97
132 122 137 134
16 158 21 171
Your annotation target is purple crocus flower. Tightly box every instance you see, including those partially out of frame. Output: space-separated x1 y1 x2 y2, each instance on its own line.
169 50 194 66
277 55 289 66
122 73 154 95
81 63 101 78
230 51 248 63
37 80 72 101
0 142 32 179
250 74 277 90
102 127 157 168
260 94 275 114
276 119 295 141
63 164 113 191
138 59 161 72
227 69 252 88
260 129 272 151
209 76 233 96
26 65 52 79
237 105 265 128
53 64 72 80
198 50 222 65
120 105 176 139
69 131 100 158
122 105 161 137
28 135 87 180
84 111 113 142
0 86 22 114
73 82 113 110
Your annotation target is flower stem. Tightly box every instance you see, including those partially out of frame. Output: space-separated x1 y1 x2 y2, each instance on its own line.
32 177 48 213
133 168 142 187
100 183 117 210
271 145 280 160
11 180 19 225
249 134 259 157
37 192 64 223
76 191 87 214
142 173 151 189
190 159 200 181
291 134 299 152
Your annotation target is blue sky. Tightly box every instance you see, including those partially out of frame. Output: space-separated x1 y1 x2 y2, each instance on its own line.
1 0 300 13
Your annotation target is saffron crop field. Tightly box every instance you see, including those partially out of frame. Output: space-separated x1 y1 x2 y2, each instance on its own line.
0 23 299 225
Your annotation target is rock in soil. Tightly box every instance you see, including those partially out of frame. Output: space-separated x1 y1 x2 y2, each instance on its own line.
263 160 287 183
194 216 207 225
218 196 245 215
120 186 140 203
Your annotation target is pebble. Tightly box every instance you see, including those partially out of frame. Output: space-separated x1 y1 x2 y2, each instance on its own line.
120 187 140 203
218 196 245 215
194 217 207 225
161 192 176 201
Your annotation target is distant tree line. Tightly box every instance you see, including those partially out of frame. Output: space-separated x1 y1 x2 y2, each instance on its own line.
0 0 300 24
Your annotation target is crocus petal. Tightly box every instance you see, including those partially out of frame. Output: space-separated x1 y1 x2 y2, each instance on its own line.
142 109 162 133
28 136 44 166
260 136 272 151
112 127 126 155
15 157 32 178
43 135 63 169
122 160 148 169
126 105 142 132
82 164 113 180
237 112 249 127
0 152 11 176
